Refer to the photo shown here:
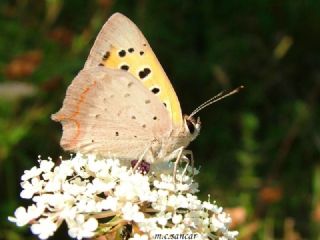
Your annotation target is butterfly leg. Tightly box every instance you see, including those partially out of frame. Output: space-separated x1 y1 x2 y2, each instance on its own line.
173 146 185 183
173 149 194 184
181 150 194 177
132 144 153 172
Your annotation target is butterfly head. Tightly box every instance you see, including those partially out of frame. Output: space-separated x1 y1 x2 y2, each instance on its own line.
184 115 201 141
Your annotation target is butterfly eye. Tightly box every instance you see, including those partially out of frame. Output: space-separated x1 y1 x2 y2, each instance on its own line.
186 118 195 134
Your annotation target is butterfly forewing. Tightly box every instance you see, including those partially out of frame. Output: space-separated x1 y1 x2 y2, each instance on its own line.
84 13 183 129
52 67 172 159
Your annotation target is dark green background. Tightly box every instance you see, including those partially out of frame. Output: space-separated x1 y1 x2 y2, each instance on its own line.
1 0 319 239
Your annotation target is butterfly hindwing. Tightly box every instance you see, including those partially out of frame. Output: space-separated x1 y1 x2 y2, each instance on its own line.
52 67 172 159
84 13 183 129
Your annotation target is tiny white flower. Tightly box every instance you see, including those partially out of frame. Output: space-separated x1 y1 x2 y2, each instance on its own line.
212 205 223 214
21 166 42 181
57 160 75 178
8 207 30 226
48 193 73 209
44 177 61 192
202 217 210 226
20 178 43 199
114 174 150 202
218 212 231 222
87 155 107 173
138 218 158 232
187 194 202 210
77 198 100 213
175 182 190 191
106 158 120 169
176 194 189 209
122 202 145 222
156 212 169 226
30 217 57 239
68 215 98 239
172 214 183 224
203 201 214 211
61 206 77 220
92 178 116 193
39 160 55 173
101 196 118 211
226 230 239 239
189 182 200 193
42 171 54 181
210 215 226 232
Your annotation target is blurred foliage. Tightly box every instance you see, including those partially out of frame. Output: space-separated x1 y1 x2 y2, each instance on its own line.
0 0 319 239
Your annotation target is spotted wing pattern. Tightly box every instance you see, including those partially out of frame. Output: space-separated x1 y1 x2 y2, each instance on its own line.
84 13 183 129
52 67 172 160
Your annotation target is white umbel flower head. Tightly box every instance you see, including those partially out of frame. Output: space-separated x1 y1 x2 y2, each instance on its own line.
8 154 238 239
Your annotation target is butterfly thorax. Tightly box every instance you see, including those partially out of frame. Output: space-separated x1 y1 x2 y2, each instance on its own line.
151 115 201 162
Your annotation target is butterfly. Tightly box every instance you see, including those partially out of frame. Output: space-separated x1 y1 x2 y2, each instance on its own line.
52 13 242 166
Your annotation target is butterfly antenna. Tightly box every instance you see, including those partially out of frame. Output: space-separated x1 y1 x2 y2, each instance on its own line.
188 85 244 119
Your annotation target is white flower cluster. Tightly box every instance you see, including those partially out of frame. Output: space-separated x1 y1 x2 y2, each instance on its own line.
8 154 238 240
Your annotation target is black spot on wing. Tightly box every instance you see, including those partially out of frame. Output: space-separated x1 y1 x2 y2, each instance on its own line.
139 68 151 79
151 87 160 94
119 50 126 57
139 51 144 56
121 65 129 71
103 51 110 60
128 48 134 53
